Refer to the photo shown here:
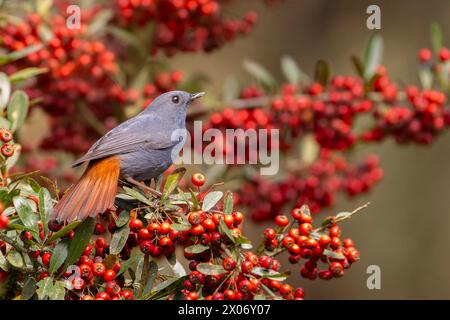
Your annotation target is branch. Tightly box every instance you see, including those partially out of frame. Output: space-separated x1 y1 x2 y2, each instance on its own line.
0 233 28 254
315 202 370 233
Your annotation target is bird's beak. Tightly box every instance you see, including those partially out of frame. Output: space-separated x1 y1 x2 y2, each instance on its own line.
190 92 205 101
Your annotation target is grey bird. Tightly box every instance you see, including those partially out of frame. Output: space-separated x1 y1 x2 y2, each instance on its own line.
52 90 204 222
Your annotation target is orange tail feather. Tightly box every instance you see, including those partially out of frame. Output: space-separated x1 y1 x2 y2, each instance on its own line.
53 157 120 222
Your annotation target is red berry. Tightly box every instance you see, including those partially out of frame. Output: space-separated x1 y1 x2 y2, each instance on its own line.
92 262 106 277
0 214 9 229
104 269 116 282
222 257 236 271
41 252 52 267
105 281 121 296
129 218 143 232
191 173 206 187
120 290 134 300
418 48 432 62
1 144 14 157
72 276 85 290
0 129 13 143
439 47 450 62
274 215 289 227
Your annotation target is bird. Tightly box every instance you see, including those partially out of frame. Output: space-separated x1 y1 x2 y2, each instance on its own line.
52 90 205 222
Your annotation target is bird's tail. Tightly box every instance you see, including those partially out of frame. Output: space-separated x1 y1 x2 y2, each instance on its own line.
52 157 120 222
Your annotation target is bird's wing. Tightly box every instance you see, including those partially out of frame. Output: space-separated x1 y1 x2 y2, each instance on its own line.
72 117 179 167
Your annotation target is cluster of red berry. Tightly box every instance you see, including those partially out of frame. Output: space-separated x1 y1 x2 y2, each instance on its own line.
266 206 360 280
239 151 382 221
363 71 449 144
113 0 258 55
0 11 135 154
0 129 15 160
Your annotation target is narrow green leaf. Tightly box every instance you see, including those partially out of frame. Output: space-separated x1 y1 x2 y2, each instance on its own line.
13 196 39 237
184 244 210 254
431 22 444 54
110 225 130 255
117 253 141 277
323 249 345 260
163 168 186 199
363 34 384 81
219 219 235 243
223 191 233 215
49 239 69 274
115 210 130 228
6 251 24 269
351 55 365 78
251 267 288 281
123 186 153 206
196 263 227 275
0 44 43 64
87 9 113 35
7 90 29 132
314 59 330 86
222 76 240 102
21 278 36 300
48 280 66 300
46 221 80 243
170 223 191 231
64 217 95 268
0 72 11 110
38 187 53 239
9 67 47 84
281 55 302 84
243 60 276 89
201 191 223 212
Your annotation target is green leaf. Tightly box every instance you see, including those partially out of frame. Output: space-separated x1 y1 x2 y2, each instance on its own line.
243 60 276 89
87 9 113 35
323 249 345 260
314 59 330 86
142 260 158 296
335 211 352 220
110 224 130 255
0 44 43 65
0 72 11 111
0 251 9 271
219 219 235 243
163 168 186 199
188 188 199 210
27 178 41 193
222 76 240 102
223 191 233 215
196 263 227 275
419 67 433 89
46 221 80 243
115 210 130 228
49 280 66 300
7 90 29 132
49 239 69 274
281 55 302 84
431 22 444 54
21 278 36 300
363 34 383 81
117 253 141 277
38 187 52 239
123 186 153 206
9 67 47 84
6 251 24 269
251 267 288 281
184 244 210 254
64 217 95 268
170 223 191 231
36 277 53 300
201 191 223 212
13 196 39 237
108 26 146 57
141 276 187 300
351 55 364 78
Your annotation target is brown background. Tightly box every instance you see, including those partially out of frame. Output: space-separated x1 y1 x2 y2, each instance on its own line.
173 0 450 299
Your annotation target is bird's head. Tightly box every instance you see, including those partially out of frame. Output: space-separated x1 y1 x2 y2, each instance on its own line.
144 90 205 118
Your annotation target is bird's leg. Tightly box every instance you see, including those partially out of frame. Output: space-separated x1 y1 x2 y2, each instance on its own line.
126 177 162 198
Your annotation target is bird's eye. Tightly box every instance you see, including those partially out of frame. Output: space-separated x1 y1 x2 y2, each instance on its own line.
171 95 180 104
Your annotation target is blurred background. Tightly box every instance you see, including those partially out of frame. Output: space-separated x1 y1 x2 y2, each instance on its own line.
172 0 450 299
12 0 450 299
